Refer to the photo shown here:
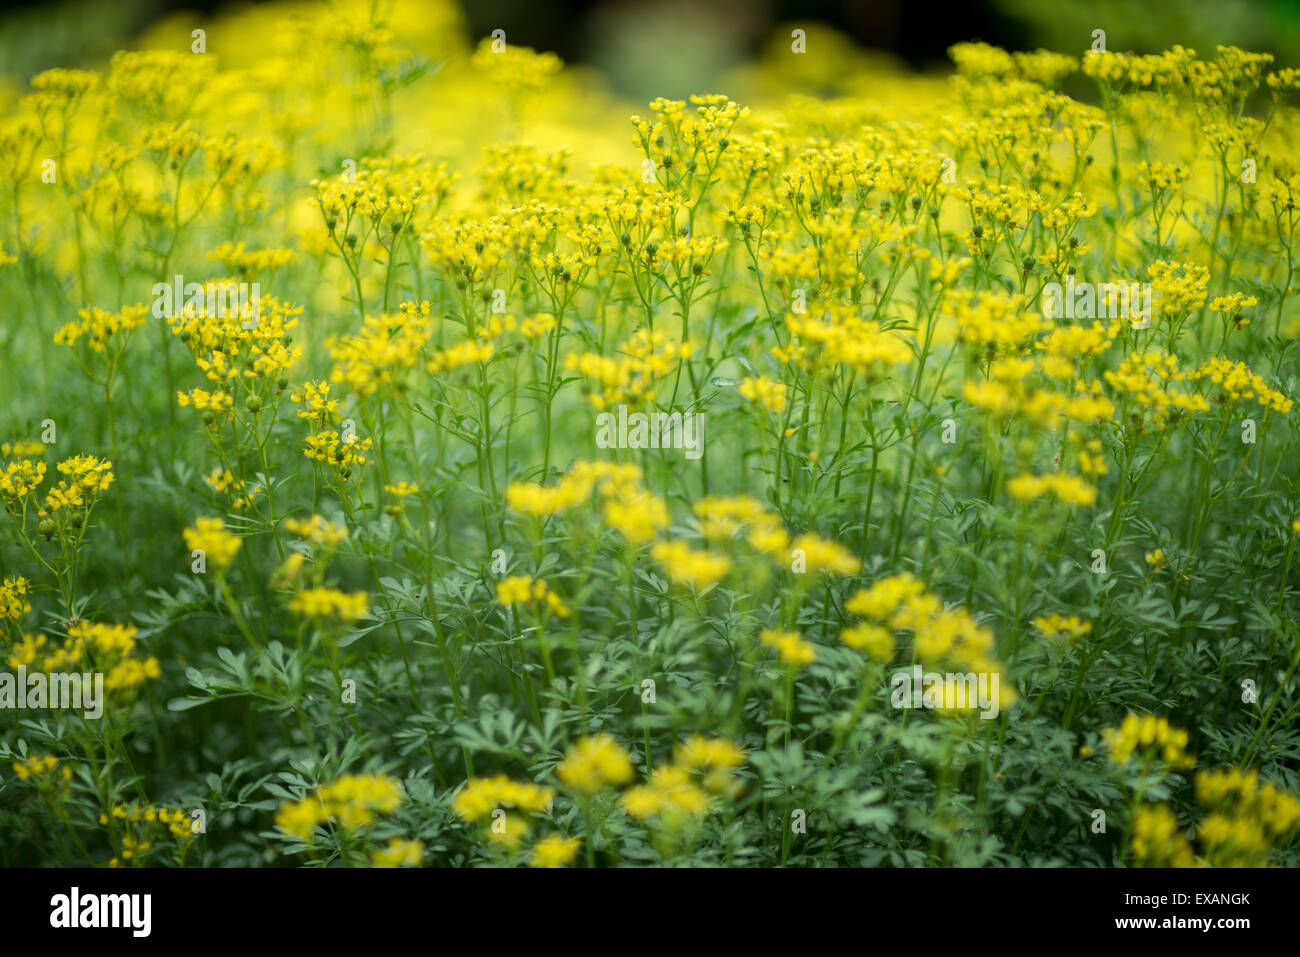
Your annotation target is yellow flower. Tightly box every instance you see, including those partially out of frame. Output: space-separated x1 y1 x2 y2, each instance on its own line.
54 304 148 352
601 487 669 546
426 338 495 374
283 514 349 547
1006 472 1096 507
565 329 690 409
673 735 747 779
692 495 775 539
1131 804 1196 868
13 753 59 781
495 575 570 617
760 628 816 668
371 838 425 868
0 576 33 621
486 813 530 849
621 785 668 820
841 622 895 661
289 588 369 622
290 380 340 422
748 522 791 556
619 759 717 822
328 313 430 397
1032 613 1092 642
276 773 403 843
496 575 539 605
738 376 787 412
182 517 241 572
789 533 860 575
177 388 233 413
556 734 635 794
271 552 306 589
1101 713 1194 770
530 834 581 868
0 459 46 502
303 431 373 472
846 574 926 620
650 539 732 590
471 38 562 91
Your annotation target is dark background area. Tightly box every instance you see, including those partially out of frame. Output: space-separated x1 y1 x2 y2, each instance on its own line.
0 0 1022 68
4 0 1300 95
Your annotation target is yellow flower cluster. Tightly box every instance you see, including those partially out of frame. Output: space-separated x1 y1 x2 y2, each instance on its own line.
183 517 242 572
784 306 912 376
452 774 556 821
1006 472 1098 507
1148 260 1210 317
21 622 162 695
41 455 115 518
738 375 787 412
303 431 373 473
289 380 341 426
948 290 1048 351
169 292 303 383
100 803 192 839
1032 613 1092 642
691 495 775 539
371 837 425 868
1193 768 1300 866
13 753 66 782
1130 804 1197 868
328 312 431 397
565 329 692 409
1132 767 1300 867
54 304 148 352
0 458 46 504
760 628 817 669
471 37 562 92
275 773 404 841
556 733 636 794
599 481 671 546
505 460 643 517
495 575 570 618
844 574 1016 707
649 539 732 591
207 241 294 275
1191 357 1293 413
426 338 495 374
100 801 196 866
1101 713 1194 770
621 735 746 820
788 532 861 575
1102 351 1210 430
284 514 349 547
529 833 581 868
840 621 895 661
0 576 32 621
289 588 369 622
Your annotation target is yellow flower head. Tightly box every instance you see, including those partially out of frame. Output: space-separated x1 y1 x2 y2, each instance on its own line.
530 834 581 868
556 734 635 794
760 628 816 669
183 517 241 572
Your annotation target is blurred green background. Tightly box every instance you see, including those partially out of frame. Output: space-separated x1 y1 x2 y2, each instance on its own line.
4 0 1300 96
